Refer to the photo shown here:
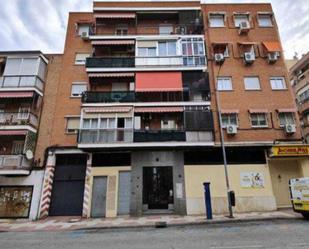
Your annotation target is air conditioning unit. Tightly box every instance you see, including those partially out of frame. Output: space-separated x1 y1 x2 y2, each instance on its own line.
244 52 255 65
285 124 296 134
268 52 279 64
239 21 250 34
214 53 225 64
81 31 89 40
226 125 237 135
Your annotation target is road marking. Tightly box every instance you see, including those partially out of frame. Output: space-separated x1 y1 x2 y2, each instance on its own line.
210 246 263 249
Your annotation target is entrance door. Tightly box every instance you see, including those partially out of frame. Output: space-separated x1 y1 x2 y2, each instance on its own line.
117 172 131 215
269 160 302 207
91 176 107 218
143 167 173 209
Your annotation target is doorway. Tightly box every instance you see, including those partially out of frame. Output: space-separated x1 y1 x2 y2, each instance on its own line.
91 176 107 218
143 167 173 209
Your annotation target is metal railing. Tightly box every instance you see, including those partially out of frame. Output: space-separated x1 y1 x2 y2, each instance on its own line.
86 57 135 68
78 129 134 144
0 112 38 128
0 155 31 170
82 91 135 103
0 75 44 91
134 129 186 142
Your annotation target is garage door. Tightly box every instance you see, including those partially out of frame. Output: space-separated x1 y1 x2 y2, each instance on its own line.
49 154 87 216
117 171 131 215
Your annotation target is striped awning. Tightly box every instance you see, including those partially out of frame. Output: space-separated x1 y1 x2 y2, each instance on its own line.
94 13 136 19
88 73 134 78
277 108 297 113
84 107 133 113
0 92 34 98
249 109 268 113
134 107 184 113
221 109 239 114
91 40 135 46
0 130 27 136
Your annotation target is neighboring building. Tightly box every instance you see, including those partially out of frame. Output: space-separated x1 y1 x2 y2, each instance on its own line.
36 0 309 219
286 58 298 71
0 51 49 219
291 52 309 143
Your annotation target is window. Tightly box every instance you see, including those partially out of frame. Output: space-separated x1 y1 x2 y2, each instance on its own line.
244 77 260 90
0 106 4 122
181 38 205 66
298 89 309 103
78 25 90 36
138 47 156 57
250 113 268 127
234 14 250 27
214 44 229 57
75 53 90 65
3 58 39 76
18 105 30 120
158 41 177 56
258 14 273 27
270 77 287 90
71 83 87 97
217 77 232 91
66 117 80 134
278 113 295 127
209 14 225 27
12 141 24 155
222 114 238 127
82 118 98 129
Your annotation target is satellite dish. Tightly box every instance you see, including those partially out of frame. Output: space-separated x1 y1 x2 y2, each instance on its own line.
26 150 34 160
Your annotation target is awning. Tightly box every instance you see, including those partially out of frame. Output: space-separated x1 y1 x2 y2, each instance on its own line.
135 72 183 92
91 40 135 46
249 109 268 113
95 13 136 19
84 107 132 113
0 92 34 98
0 130 27 136
277 108 297 113
134 107 184 113
89 73 134 78
262 41 281 52
221 109 239 114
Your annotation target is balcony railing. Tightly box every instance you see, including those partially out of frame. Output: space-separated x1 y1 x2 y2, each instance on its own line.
0 112 38 128
0 76 44 91
134 130 186 142
78 129 134 144
86 57 135 68
0 155 31 171
82 91 135 103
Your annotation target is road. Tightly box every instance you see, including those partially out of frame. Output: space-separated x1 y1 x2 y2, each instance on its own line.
1 219 309 249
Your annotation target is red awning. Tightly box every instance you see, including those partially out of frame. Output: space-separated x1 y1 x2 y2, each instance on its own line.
84 107 132 113
89 73 134 78
262 41 281 52
221 109 239 114
91 40 135 46
0 92 34 98
134 107 184 113
277 108 297 113
135 72 183 92
249 109 268 113
0 130 27 136
95 13 136 19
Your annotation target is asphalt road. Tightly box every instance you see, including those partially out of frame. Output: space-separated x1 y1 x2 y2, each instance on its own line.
1 219 309 249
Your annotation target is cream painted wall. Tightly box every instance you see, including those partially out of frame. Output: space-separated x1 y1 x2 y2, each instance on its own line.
299 158 309 176
88 166 131 218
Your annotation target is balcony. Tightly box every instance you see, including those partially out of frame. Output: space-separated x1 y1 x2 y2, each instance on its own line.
0 112 38 129
0 155 31 175
135 56 206 68
0 76 44 92
82 91 135 103
78 129 134 144
134 130 186 142
86 57 135 68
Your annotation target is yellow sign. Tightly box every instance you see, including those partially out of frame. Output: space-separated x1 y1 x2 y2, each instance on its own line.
270 146 309 157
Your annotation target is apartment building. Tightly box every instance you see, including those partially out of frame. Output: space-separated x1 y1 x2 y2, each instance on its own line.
36 0 309 219
291 52 309 142
0 51 48 219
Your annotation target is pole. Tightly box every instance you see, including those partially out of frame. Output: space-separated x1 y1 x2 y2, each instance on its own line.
215 64 234 218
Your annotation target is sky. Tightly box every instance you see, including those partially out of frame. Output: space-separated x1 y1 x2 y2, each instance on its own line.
0 0 308 59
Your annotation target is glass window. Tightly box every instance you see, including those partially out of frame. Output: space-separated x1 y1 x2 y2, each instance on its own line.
234 14 249 27
148 48 156 56
138 47 156 57
20 58 38 75
75 53 90 65
250 113 267 127
108 118 116 129
83 118 98 129
244 77 260 90
279 113 295 126
159 41 177 56
118 118 125 128
125 118 133 128
138 48 147 56
3 58 21 75
270 77 286 90
71 84 87 97
158 42 167 56
18 105 30 120
209 14 225 27
66 117 80 133
258 14 273 27
222 114 238 127
100 118 108 129
217 77 232 91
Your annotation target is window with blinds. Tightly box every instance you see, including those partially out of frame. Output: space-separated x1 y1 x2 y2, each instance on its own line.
75 53 90 65
3 58 40 76
66 117 80 134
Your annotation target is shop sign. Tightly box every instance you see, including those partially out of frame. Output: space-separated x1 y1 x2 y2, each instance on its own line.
240 172 265 189
0 186 33 218
270 146 309 157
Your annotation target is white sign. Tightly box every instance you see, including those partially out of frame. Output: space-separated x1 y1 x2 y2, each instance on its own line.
290 177 309 201
241 172 265 189
176 183 183 199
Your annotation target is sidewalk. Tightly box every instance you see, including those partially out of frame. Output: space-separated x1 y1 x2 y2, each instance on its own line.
0 209 302 232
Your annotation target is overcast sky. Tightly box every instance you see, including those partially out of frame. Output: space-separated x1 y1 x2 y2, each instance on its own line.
0 0 308 59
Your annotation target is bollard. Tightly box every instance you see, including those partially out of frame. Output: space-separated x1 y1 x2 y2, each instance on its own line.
203 182 213 220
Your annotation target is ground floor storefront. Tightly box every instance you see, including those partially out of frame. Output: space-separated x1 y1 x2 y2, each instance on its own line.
38 146 309 219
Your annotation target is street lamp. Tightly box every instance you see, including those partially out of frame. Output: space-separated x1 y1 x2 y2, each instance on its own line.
215 63 234 218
